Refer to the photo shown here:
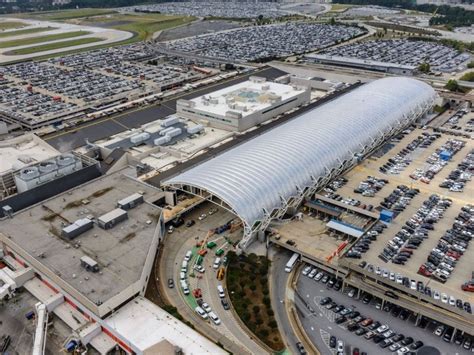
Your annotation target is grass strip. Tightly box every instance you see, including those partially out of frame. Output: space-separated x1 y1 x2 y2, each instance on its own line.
0 30 91 48
6 37 103 55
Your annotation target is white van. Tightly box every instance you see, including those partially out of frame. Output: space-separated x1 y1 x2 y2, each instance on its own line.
180 272 186 281
208 311 221 325
213 257 221 269
184 250 193 262
181 260 188 273
217 284 225 298
195 306 208 319
180 280 189 295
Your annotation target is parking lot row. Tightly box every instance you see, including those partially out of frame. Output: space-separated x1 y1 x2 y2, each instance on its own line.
166 23 365 62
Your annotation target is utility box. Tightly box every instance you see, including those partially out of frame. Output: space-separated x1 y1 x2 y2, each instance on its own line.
98 208 128 229
80 256 99 272
62 218 93 239
380 209 394 223
117 193 144 210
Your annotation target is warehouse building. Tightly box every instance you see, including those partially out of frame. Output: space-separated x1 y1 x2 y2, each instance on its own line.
176 76 310 131
164 77 437 249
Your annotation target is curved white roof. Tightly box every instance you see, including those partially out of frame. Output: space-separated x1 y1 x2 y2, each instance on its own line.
164 77 436 229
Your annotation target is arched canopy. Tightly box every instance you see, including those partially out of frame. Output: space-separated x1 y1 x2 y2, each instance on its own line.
163 77 436 232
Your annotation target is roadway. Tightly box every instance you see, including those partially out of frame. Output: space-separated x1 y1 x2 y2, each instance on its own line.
159 201 268 355
43 66 286 152
270 249 304 355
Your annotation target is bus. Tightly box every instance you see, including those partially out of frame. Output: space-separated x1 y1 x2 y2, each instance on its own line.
285 253 299 273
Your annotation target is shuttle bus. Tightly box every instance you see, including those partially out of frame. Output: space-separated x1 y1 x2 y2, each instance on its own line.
285 252 299 273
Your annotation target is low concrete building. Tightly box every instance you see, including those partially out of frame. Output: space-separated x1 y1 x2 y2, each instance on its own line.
306 54 416 75
177 76 310 131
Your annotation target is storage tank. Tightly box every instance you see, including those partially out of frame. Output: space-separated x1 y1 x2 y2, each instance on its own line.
38 160 57 174
187 125 204 135
161 116 180 127
166 128 182 138
56 154 75 167
130 132 150 144
19 167 39 181
154 135 171 146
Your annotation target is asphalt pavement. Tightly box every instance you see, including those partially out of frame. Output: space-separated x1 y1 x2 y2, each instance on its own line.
270 249 303 355
296 268 471 355
159 201 268 355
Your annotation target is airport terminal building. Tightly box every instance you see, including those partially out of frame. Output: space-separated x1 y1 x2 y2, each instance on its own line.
164 77 437 248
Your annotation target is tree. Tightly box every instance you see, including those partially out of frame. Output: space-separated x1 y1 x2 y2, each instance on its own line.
330 17 336 25
253 305 260 314
418 62 430 73
468 61 474 69
460 71 474 82
445 79 460 92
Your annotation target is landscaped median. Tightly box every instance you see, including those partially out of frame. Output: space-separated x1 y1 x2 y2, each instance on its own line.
226 251 285 352
0 27 57 38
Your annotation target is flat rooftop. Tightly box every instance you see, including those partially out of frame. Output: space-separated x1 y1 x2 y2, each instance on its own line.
92 119 233 172
0 134 59 175
0 168 164 307
105 296 227 354
187 77 306 118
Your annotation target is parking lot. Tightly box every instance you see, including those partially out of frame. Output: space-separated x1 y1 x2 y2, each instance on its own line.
0 42 213 129
319 127 474 315
441 108 474 137
295 267 472 355
121 2 290 18
321 39 470 72
165 23 365 62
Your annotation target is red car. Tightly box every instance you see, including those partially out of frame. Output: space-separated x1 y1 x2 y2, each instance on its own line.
461 282 474 292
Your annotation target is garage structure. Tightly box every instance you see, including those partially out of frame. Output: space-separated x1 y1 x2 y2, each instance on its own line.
163 77 437 250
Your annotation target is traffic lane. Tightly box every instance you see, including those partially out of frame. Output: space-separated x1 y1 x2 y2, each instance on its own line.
297 274 471 355
271 249 301 354
163 204 266 354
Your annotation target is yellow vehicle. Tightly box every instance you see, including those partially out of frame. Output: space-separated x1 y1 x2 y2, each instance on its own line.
217 267 225 281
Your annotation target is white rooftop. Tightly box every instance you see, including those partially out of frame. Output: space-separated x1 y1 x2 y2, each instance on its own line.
0 134 59 175
105 296 227 355
189 77 306 118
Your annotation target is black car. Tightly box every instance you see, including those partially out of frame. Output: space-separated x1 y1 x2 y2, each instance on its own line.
329 335 337 348
362 294 372 304
328 277 336 288
368 321 381 330
185 220 195 227
221 299 230 310
320 297 332 305
373 334 385 343
411 341 424 350
296 342 306 355
392 334 405 342
401 337 414 346
335 316 347 324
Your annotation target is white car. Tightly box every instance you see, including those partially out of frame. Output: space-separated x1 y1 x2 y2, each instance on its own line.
209 311 221 325
377 325 389 333
302 266 312 276
337 340 344 353
389 272 395 281
308 268 318 278
202 302 212 313
193 264 205 273
397 346 410 354
213 257 221 269
198 214 207 221
396 274 403 284
314 272 324 281
195 306 208 319
433 291 441 300
434 325 445 336
410 280 417 290
348 288 356 298
375 267 382 275
441 293 449 304
168 226 174 234
449 296 456 306
382 270 389 278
